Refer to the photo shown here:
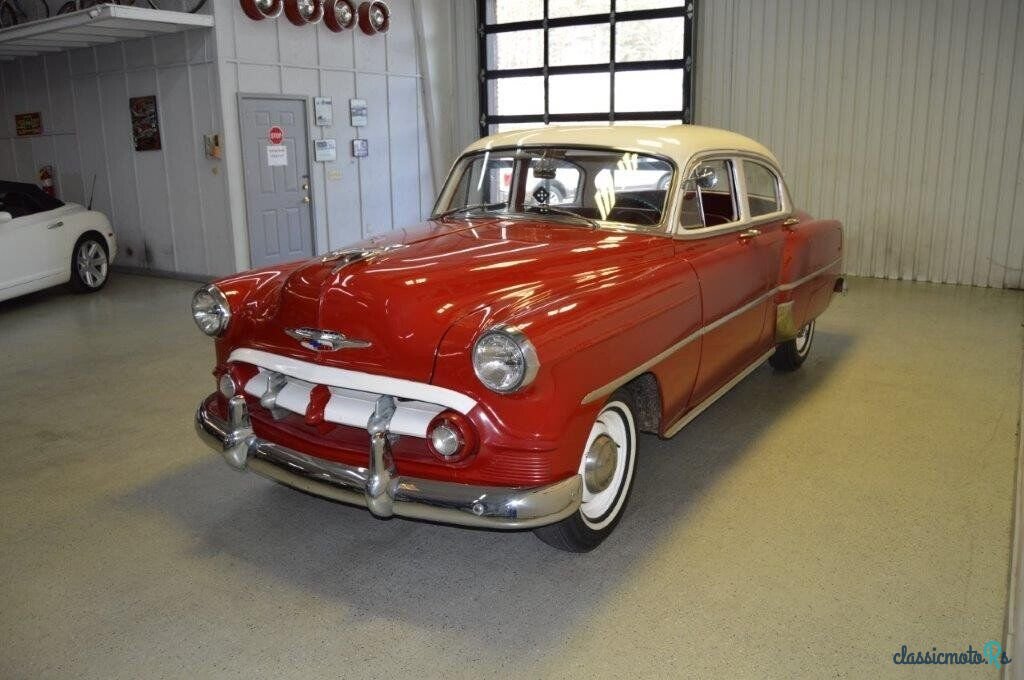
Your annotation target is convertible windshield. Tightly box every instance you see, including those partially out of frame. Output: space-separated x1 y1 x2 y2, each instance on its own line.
433 147 674 230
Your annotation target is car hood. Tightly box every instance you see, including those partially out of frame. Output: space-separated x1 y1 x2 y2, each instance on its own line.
227 217 671 382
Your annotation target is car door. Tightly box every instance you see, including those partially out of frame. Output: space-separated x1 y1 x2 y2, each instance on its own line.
676 157 773 406
0 189 65 292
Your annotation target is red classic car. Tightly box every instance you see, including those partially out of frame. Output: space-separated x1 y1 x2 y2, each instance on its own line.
194 125 844 552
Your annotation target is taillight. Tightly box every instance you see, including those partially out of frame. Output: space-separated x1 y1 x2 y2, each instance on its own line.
426 410 478 461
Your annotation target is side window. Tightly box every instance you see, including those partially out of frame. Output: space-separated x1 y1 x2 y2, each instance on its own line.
680 158 738 229
0 190 41 219
744 160 781 217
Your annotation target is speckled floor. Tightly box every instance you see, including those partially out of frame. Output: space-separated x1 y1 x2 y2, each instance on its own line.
0 274 1021 679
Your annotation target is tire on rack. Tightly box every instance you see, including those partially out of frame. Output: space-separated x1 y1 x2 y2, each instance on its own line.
534 388 638 552
769 319 815 371
69 233 110 294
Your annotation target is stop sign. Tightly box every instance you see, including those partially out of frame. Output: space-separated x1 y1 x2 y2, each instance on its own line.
268 126 284 144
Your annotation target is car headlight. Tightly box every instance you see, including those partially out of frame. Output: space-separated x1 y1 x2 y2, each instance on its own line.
472 325 539 393
191 284 231 337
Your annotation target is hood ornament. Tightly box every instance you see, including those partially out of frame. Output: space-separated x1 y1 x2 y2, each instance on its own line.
321 243 403 273
285 328 372 352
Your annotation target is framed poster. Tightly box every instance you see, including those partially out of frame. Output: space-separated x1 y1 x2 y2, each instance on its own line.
314 138 337 162
15 112 42 137
129 96 161 151
349 99 367 127
314 97 333 126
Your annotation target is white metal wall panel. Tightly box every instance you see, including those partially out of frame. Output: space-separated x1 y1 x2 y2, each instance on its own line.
0 29 229 277
214 0 438 263
697 0 1024 288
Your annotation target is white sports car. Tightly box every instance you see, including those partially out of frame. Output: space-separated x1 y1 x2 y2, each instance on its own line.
0 181 117 303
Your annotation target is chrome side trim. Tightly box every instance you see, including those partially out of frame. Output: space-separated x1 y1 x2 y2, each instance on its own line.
580 257 841 406
663 349 774 438
778 258 842 292
228 348 478 415
195 394 581 530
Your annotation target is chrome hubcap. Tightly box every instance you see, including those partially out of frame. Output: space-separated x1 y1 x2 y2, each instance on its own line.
76 241 107 288
584 433 618 494
794 320 814 355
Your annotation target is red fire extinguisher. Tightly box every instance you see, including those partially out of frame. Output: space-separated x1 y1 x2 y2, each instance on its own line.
39 165 55 198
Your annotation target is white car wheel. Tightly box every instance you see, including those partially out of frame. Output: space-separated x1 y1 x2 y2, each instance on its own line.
534 393 638 551
71 236 109 293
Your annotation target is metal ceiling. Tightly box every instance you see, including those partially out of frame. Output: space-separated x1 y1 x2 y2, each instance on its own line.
0 4 213 61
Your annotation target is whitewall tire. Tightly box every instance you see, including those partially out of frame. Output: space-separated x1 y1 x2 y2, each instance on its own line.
534 391 638 552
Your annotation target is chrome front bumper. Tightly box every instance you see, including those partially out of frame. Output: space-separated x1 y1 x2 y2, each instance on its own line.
194 394 582 530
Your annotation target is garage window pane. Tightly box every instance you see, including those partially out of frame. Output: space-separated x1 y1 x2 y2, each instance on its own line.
549 73 610 114
487 30 544 70
616 0 685 11
614 69 683 112
549 24 610 67
489 0 542 23
480 1 694 133
490 77 545 116
548 0 609 18
616 17 685 62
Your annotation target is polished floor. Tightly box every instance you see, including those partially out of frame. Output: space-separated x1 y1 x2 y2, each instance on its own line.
0 274 1021 679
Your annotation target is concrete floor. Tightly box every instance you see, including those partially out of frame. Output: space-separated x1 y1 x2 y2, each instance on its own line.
0 274 1021 679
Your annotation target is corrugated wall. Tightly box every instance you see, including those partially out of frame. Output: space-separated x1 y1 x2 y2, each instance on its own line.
696 0 1024 289
213 0 436 271
0 29 234 278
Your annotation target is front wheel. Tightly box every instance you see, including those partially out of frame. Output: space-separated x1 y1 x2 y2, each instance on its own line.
534 391 638 552
70 235 110 293
770 319 815 371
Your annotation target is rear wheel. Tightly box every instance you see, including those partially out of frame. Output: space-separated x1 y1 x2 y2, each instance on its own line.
534 390 637 552
70 235 109 293
770 319 815 371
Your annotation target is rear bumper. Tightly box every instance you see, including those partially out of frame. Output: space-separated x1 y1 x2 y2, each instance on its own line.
194 393 582 530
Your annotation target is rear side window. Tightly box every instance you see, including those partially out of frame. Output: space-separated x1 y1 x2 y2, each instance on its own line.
744 161 781 217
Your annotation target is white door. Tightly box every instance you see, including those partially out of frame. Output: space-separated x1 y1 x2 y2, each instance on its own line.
0 190 66 293
239 97 315 269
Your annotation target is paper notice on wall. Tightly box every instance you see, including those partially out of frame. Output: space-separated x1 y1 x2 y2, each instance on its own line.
266 144 288 167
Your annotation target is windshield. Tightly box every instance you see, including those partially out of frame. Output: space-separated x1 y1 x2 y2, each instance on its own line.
433 147 674 230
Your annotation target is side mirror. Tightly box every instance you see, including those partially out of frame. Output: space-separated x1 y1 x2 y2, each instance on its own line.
693 167 719 190
0 211 12 223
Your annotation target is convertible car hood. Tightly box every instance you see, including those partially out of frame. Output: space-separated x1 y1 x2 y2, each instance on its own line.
237 218 669 382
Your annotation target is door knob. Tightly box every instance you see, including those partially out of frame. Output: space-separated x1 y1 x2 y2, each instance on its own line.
739 228 761 240
302 196 310 204
302 183 309 190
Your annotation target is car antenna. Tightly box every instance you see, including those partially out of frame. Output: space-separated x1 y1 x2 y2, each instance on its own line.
87 174 97 210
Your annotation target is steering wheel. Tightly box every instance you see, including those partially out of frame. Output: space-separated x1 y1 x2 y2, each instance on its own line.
614 196 660 212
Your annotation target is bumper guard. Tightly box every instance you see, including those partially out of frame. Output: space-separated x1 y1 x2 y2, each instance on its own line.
194 393 581 530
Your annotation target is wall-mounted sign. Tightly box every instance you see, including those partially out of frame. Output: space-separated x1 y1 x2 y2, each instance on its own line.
267 144 288 166
349 99 367 127
129 96 161 151
314 97 333 126
15 112 42 137
314 138 337 162
352 138 368 158
268 125 284 145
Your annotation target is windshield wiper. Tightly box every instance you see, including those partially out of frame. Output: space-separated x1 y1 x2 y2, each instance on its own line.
433 202 507 220
525 204 600 229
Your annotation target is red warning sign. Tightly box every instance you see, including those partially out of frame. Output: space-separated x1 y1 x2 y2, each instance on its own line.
268 126 284 144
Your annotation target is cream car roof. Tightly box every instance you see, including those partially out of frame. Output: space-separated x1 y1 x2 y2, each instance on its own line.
462 124 781 170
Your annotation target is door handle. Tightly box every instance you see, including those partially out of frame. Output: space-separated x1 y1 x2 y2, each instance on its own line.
738 228 761 240
47 221 64 229
782 217 800 227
